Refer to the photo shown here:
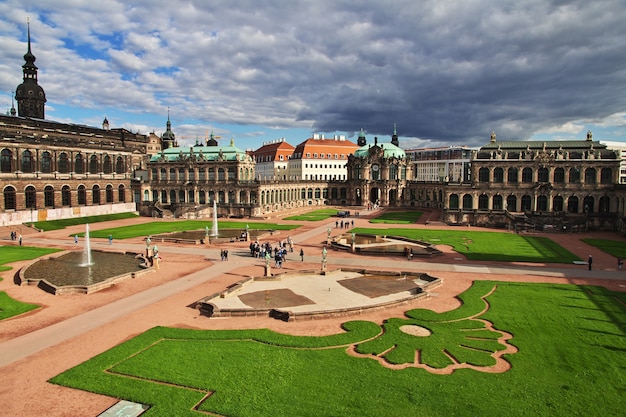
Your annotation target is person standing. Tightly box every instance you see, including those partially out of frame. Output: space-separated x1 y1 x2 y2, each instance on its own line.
300 248 304 262
617 258 623 270
74 235 78 244
588 255 593 271
108 234 113 245
18 234 22 246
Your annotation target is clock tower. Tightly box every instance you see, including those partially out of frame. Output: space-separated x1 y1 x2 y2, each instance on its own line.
15 21 46 119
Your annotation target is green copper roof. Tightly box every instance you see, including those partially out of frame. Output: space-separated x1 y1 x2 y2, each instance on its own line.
150 143 249 163
354 142 406 159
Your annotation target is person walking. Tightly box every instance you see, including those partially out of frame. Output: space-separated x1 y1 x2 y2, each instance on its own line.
617 258 623 270
299 248 304 262
18 233 22 246
588 255 593 271
74 235 78 244
108 234 113 245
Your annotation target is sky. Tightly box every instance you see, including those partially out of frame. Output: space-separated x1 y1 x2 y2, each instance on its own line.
1 0 625 151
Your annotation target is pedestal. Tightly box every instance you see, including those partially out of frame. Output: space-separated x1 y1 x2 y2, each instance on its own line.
351 243 356 253
264 265 272 277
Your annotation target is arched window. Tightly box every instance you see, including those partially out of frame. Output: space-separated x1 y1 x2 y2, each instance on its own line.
169 168 176 181
553 195 564 212
462 194 473 209
3 186 16 210
507 167 518 183
389 164 398 180
44 185 54 207
584 168 596 184
21 150 34 173
600 168 612 184
478 194 489 209
478 167 489 182
92 185 100 204
106 184 114 203
75 154 84 174
228 168 235 180
537 195 548 211
599 196 610 212
218 168 226 181
103 155 112 174
25 185 36 209
370 165 380 181
553 168 565 183
62 185 71 206
506 195 517 211
521 167 533 183
169 190 176 203
89 155 99 174
537 167 549 182
188 190 195 203
118 185 125 202
78 185 86 205
1 149 12 173
41 151 52 173
567 196 579 213
179 190 185 203
58 153 69 174
493 168 504 183
569 167 580 183
493 194 503 210
449 194 459 209
521 195 532 211
115 156 125 174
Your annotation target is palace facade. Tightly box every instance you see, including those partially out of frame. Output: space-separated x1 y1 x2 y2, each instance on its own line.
0 28 148 226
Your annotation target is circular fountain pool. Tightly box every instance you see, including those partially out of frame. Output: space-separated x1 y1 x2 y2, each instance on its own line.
20 250 148 294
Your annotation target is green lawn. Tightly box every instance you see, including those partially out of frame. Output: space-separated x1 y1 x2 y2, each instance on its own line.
352 227 581 263
582 238 626 258
32 212 139 231
369 210 423 224
284 209 339 221
0 245 60 320
78 221 300 239
50 281 626 416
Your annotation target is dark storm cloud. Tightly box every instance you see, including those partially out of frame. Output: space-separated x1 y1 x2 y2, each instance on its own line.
1 0 624 146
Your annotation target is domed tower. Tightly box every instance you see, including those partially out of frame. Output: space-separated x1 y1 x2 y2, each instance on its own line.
161 111 176 149
357 127 367 146
206 130 219 146
15 21 46 119
391 123 399 147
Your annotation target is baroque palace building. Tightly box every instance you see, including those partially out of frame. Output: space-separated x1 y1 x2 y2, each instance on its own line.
1 26 148 226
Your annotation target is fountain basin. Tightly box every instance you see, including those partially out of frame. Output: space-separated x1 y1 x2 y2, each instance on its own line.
19 250 151 295
331 233 443 257
196 268 442 321
152 228 272 244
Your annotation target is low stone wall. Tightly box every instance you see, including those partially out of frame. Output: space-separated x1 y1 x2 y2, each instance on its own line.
196 268 443 321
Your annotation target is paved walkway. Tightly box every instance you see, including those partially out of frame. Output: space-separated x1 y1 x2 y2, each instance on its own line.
1 218 625 369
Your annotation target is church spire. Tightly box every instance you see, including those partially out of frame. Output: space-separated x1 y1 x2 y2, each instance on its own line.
161 108 177 149
15 19 46 118
391 123 399 147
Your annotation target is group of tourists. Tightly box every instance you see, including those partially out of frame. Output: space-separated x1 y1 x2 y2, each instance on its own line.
9 231 22 245
335 219 354 229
